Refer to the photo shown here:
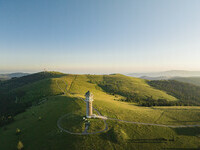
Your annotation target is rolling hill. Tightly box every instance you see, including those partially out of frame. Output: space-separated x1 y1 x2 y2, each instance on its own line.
0 72 200 150
0 71 65 126
0 73 177 123
87 74 177 101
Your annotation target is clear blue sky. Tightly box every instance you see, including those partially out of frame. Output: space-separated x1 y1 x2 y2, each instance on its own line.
1 0 200 74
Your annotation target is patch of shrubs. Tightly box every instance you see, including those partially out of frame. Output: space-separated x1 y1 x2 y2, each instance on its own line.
139 97 197 107
114 93 199 107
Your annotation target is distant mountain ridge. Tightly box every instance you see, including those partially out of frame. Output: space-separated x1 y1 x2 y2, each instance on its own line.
0 72 29 80
140 76 172 80
128 70 200 78
171 77 200 87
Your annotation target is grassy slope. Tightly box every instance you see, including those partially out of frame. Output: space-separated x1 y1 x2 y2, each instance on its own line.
0 72 67 128
172 77 200 87
0 71 63 91
87 74 177 101
67 75 198 124
12 78 63 103
0 71 65 101
0 74 200 150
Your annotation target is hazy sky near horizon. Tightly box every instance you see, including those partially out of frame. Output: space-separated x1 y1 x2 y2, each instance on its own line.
1 0 200 74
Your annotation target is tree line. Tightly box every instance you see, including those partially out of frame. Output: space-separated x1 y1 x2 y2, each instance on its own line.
148 80 200 106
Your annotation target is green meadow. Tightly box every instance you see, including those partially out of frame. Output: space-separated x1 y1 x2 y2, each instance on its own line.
0 73 200 149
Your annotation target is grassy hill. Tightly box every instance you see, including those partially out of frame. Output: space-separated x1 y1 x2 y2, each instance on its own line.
172 77 200 87
0 73 200 149
0 72 65 126
0 71 63 91
87 74 177 101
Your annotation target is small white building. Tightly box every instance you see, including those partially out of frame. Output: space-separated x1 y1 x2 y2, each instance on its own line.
85 91 93 118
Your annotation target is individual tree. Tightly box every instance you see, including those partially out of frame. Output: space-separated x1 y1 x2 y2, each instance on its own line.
16 128 21 135
17 141 24 150
38 116 42 121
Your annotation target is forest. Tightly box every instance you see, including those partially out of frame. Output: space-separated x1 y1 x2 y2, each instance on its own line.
148 80 200 106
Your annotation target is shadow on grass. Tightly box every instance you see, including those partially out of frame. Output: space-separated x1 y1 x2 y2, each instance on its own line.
60 113 84 132
100 128 119 143
173 127 200 136
53 95 84 112
127 138 170 143
100 128 173 144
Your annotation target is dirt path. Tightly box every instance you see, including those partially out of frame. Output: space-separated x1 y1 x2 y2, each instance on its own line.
68 75 77 93
56 79 66 94
106 117 200 128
